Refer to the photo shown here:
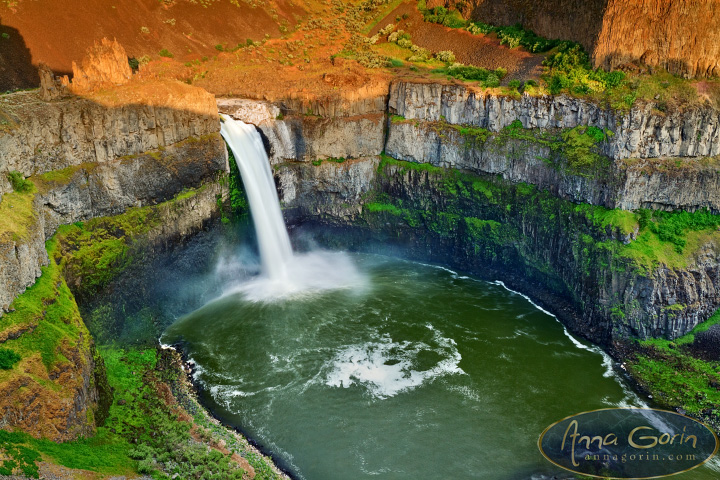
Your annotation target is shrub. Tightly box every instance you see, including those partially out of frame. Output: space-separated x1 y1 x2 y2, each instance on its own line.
379 23 395 36
158 49 174 58
435 50 456 63
128 57 140 71
215 44 224 51
484 73 500 88
0 349 20 370
508 79 521 90
138 55 151 66
7 171 32 193
397 38 412 48
140 26 150 34
1 33 9 40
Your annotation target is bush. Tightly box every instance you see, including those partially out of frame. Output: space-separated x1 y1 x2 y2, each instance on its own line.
158 49 173 58
484 73 500 88
7 171 32 193
214 44 224 51
379 23 395 36
128 57 139 71
435 50 456 63
508 79 521 90
397 38 412 48
0 349 21 370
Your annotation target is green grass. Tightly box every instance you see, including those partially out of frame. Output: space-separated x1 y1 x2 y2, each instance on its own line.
0 235 86 370
628 312 720 417
618 209 720 270
573 204 638 236
0 180 37 242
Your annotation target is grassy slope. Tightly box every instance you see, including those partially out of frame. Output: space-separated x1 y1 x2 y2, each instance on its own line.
625 310 720 420
0 175 281 478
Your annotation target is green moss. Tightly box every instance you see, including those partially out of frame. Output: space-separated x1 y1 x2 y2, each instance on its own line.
365 202 404 216
35 163 100 189
7 170 32 193
0 180 37 242
627 342 720 416
226 145 249 216
378 153 444 175
390 114 406 123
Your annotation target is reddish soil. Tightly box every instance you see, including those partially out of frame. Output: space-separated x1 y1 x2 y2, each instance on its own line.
370 1 544 81
0 0 305 91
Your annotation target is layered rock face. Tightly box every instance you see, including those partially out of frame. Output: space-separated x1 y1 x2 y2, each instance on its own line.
387 81 720 212
217 97 386 165
0 84 225 312
223 81 720 342
464 0 720 78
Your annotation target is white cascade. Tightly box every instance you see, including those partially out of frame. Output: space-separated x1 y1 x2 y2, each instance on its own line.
220 114 293 281
219 114 366 301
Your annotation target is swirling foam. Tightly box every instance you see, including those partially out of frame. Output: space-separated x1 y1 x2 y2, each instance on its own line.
325 331 464 399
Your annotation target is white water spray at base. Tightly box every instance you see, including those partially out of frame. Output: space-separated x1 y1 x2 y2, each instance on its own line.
219 115 365 301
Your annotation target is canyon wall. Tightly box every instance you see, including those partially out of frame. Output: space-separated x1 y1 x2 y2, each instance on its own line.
0 85 226 312
222 80 720 342
0 82 227 442
464 0 720 78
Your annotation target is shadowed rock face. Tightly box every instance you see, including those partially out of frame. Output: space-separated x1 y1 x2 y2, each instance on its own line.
462 0 720 78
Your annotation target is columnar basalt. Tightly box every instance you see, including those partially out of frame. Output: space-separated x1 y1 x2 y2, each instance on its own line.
220 82 720 343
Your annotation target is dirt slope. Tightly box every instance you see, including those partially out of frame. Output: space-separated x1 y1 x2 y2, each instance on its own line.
0 0 305 91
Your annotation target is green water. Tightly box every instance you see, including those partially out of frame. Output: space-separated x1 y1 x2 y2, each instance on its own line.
162 254 720 480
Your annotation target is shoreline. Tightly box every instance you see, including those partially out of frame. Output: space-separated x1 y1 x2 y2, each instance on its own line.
160 342 297 480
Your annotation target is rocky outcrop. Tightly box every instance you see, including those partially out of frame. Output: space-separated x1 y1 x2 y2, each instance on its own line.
464 0 720 78
389 82 720 160
217 98 386 165
0 315 99 442
0 79 225 312
276 157 379 219
0 88 218 192
0 133 226 312
386 81 720 212
0 180 227 442
69 38 132 93
276 157 720 342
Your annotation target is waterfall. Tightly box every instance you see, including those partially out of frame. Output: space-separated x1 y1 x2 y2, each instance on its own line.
219 114 366 301
220 115 293 281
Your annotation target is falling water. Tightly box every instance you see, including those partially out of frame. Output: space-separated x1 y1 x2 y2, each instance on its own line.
219 114 365 301
220 115 293 280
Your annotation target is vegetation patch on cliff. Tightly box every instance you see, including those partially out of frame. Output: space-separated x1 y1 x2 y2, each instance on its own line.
0 176 36 242
624 310 720 426
0 182 281 478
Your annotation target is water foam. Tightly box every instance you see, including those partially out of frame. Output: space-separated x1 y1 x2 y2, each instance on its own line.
325 330 464 399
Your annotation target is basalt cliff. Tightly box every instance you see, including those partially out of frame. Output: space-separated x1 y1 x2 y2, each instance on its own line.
221 80 720 346
1 70 720 444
